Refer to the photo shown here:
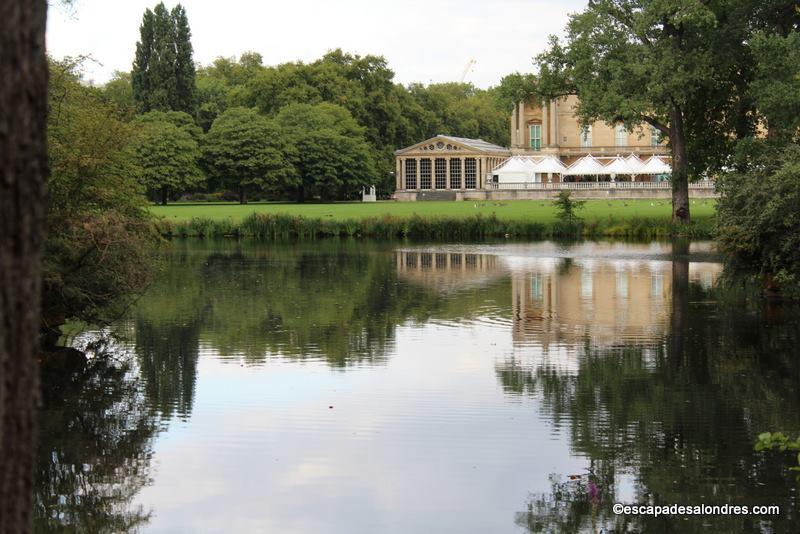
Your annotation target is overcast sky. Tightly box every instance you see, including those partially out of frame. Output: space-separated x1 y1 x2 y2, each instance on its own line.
47 0 586 88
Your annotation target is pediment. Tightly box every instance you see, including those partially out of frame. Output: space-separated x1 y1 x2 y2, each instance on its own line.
395 136 473 155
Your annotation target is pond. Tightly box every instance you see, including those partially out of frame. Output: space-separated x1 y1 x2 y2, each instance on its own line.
36 240 800 533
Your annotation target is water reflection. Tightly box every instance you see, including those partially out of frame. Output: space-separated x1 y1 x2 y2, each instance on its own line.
37 240 800 533
35 336 157 533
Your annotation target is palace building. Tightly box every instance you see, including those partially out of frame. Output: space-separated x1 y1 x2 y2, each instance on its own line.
393 97 716 201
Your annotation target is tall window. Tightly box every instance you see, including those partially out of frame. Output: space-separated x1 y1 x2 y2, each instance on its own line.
404 159 417 189
529 124 542 151
449 159 461 189
580 125 592 148
464 158 477 189
650 127 661 147
420 158 432 189
531 273 544 300
615 124 627 147
434 158 447 189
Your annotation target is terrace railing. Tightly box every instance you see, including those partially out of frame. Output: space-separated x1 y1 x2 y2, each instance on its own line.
486 180 715 191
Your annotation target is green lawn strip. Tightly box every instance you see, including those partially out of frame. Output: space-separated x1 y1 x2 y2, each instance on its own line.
151 199 716 224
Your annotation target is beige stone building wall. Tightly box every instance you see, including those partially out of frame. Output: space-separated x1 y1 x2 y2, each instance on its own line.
511 95 666 157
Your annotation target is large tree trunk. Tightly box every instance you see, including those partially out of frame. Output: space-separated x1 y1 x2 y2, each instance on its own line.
0 1 49 533
160 185 168 205
239 185 247 205
669 106 690 222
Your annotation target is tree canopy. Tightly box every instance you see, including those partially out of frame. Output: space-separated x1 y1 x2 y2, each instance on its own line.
134 112 204 204
535 0 758 222
201 107 296 204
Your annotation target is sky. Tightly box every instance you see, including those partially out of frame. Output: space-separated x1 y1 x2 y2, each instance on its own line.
46 0 587 88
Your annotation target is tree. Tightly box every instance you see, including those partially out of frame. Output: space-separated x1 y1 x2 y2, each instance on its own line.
131 2 196 114
0 1 48 532
535 0 752 222
44 59 160 344
275 103 376 201
134 113 204 204
102 71 136 113
202 107 295 203
171 4 195 114
716 144 800 295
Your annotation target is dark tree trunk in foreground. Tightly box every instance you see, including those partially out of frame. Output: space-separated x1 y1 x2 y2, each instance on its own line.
0 1 49 533
669 106 690 223
160 186 168 205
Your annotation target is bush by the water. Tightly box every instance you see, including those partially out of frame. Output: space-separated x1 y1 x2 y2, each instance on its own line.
716 144 800 295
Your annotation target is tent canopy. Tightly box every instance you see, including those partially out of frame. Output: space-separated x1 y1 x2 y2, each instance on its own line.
530 156 567 174
604 156 640 175
563 155 607 176
641 156 671 174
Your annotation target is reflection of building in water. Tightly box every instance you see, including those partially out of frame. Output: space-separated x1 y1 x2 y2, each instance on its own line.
511 259 722 348
395 247 722 348
395 250 505 292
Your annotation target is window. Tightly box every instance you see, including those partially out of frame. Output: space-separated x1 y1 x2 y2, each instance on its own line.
434 158 447 189
449 158 461 189
616 271 628 298
531 273 544 300
529 124 542 151
420 158 432 189
580 125 592 148
464 158 477 189
404 159 417 189
615 124 627 147
651 127 661 147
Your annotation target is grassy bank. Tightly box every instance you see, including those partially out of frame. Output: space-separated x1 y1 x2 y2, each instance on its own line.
151 199 716 222
154 211 715 240
151 199 716 240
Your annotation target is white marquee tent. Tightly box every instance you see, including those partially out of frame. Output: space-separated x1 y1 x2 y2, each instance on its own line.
563 155 607 176
641 156 672 174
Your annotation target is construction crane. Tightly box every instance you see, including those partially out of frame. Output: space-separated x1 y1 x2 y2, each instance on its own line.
459 59 476 83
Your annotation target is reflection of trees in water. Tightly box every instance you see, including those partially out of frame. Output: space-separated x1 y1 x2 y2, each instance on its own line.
132 241 510 367
501 251 800 532
134 319 200 420
35 336 158 533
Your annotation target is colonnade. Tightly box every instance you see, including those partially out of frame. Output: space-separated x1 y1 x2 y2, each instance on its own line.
395 155 507 191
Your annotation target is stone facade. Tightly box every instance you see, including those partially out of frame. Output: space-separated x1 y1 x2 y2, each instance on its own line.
510 95 668 163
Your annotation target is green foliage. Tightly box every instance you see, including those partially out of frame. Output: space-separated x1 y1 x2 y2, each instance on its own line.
131 2 196 114
101 71 136 113
42 61 162 340
495 72 539 112
201 107 296 203
45 58 160 339
716 144 800 295
275 103 376 200
133 112 204 204
749 29 800 140
755 432 800 474
153 210 712 241
552 191 585 222
534 0 761 221
196 49 510 195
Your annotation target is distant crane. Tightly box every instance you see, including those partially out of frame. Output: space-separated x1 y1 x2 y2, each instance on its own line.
460 59 476 83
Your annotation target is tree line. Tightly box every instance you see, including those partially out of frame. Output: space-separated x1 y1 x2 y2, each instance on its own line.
98 3 513 203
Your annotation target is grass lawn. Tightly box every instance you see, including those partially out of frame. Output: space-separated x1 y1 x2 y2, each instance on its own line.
151 199 716 223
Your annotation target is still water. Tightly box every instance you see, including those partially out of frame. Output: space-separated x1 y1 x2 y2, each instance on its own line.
37 240 800 533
